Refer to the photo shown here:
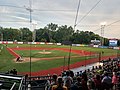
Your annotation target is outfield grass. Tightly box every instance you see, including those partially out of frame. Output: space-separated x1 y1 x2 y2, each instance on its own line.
0 44 119 73
72 46 118 56
0 45 86 72
0 44 85 72
7 44 118 56
15 50 79 58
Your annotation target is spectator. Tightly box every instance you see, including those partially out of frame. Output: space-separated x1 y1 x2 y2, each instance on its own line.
76 72 79 77
10 69 13 74
12 69 17 75
52 77 67 90
93 74 102 90
79 71 82 76
112 72 118 89
87 78 95 90
63 71 73 90
117 77 120 90
92 66 95 71
81 72 88 90
69 70 74 78
48 74 58 90
71 76 82 90
101 72 112 90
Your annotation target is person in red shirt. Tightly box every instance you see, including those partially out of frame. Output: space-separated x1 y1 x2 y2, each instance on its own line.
112 72 118 90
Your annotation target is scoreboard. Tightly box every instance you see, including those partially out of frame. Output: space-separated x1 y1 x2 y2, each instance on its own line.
109 39 118 47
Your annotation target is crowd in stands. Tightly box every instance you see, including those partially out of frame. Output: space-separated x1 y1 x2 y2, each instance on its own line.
2 57 120 90
5 69 17 75
45 57 120 90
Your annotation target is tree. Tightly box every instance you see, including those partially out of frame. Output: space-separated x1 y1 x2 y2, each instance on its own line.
0 23 106 45
19 28 32 42
118 40 120 46
45 23 58 31
71 30 101 44
54 25 74 42
44 23 58 42
36 28 50 42
104 38 109 46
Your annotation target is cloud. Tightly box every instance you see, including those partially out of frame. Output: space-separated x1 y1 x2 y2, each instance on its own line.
0 6 12 13
10 15 29 21
0 0 120 39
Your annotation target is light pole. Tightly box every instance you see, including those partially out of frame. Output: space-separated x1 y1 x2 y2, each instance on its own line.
25 0 33 78
100 22 106 46
20 31 23 42
0 33 3 41
85 55 86 70
63 56 66 72
0 27 3 41
68 43 72 70
32 22 37 42
98 52 101 63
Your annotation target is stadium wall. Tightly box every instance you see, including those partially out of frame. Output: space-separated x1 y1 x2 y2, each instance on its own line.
0 41 120 49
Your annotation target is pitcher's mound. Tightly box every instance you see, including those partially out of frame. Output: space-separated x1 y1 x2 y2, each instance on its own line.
38 51 51 54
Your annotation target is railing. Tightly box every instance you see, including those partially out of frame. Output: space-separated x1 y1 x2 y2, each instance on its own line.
10 82 16 90
25 75 53 90
0 73 25 90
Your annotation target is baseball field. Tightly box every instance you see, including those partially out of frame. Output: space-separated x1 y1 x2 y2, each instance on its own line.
0 44 119 76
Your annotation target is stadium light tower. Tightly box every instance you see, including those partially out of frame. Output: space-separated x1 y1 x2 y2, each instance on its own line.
0 27 3 41
0 33 3 41
25 0 33 78
32 22 37 42
100 22 106 46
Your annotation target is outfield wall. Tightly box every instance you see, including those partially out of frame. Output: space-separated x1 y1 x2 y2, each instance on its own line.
0 41 120 50
0 41 87 46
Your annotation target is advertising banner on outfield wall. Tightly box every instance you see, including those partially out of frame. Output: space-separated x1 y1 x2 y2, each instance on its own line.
113 47 119 50
40 42 45 44
2 41 8 44
17 42 23 44
56 43 61 45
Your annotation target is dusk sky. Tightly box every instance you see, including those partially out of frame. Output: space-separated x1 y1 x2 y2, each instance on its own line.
0 0 120 39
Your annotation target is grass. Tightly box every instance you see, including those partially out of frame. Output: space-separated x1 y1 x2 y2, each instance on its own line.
15 50 79 58
8 44 118 56
0 44 85 72
0 44 14 72
72 46 118 56
0 44 119 73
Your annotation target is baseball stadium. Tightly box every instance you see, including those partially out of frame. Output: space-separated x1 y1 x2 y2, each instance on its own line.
0 0 120 90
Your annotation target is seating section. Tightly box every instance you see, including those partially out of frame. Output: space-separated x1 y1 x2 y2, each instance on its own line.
0 57 120 90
